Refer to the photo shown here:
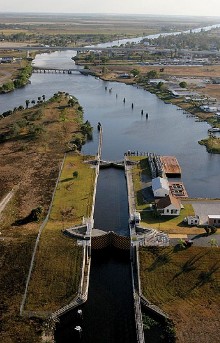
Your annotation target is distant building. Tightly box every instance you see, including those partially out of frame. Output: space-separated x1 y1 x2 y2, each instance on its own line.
211 78 220 84
200 105 218 113
152 177 170 198
208 215 220 227
148 79 167 85
1 56 14 63
155 194 181 216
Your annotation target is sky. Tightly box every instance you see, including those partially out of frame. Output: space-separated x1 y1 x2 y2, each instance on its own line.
1 0 220 17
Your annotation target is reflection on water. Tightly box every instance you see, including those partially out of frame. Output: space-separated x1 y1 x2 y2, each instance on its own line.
55 248 137 343
94 168 129 236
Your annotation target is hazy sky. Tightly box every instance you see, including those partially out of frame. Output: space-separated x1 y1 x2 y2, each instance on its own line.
1 0 220 17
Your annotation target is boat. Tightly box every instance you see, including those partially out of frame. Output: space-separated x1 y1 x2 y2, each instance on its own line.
208 127 220 132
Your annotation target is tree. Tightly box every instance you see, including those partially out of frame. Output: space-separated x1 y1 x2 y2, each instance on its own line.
146 70 158 79
157 81 164 90
178 239 186 249
131 69 140 77
179 81 187 88
25 99 30 108
209 238 218 247
68 98 76 107
73 171 78 178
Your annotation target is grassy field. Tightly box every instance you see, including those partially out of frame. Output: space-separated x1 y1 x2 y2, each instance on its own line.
0 93 92 341
25 153 95 312
139 246 220 343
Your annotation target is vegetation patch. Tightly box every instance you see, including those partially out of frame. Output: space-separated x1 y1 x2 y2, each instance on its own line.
199 136 220 153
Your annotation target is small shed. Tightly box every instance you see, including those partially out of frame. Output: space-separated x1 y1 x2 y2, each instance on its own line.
152 177 169 198
208 215 220 227
185 215 200 226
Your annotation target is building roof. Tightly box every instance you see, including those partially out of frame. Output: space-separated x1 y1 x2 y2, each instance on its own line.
156 194 181 210
152 177 169 192
208 215 220 219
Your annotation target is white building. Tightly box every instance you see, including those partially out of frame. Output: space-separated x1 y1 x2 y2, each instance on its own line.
200 105 218 113
155 194 181 216
185 215 200 226
208 215 220 227
152 177 170 198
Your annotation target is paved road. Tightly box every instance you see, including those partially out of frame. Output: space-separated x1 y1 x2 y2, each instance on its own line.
170 233 220 247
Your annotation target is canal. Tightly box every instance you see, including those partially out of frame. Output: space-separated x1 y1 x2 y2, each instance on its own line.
55 168 137 343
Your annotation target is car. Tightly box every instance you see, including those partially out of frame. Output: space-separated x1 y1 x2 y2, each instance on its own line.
184 239 193 247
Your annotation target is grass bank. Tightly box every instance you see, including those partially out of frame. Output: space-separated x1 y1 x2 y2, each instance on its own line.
139 246 220 343
0 93 93 341
25 153 95 313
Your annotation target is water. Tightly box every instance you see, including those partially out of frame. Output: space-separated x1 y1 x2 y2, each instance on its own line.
94 168 129 236
1 41 219 198
55 248 136 343
55 169 136 343
87 23 220 48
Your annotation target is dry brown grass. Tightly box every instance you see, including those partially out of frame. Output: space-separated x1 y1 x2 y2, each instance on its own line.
0 60 25 86
138 65 220 78
140 246 220 343
0 93 86 341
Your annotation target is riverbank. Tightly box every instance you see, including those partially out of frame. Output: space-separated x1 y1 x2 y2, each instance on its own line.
0 93 94 342
0 54 34 93
81 63 220 153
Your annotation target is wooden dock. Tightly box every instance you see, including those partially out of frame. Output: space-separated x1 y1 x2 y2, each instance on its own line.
169 181 188 198
160 156 181 177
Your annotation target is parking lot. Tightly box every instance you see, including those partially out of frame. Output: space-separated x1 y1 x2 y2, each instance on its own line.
183 199 220 225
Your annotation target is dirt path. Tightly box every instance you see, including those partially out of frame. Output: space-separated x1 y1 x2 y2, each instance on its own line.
0 189 14 216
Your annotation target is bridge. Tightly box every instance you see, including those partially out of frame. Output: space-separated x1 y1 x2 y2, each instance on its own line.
32 66 92 75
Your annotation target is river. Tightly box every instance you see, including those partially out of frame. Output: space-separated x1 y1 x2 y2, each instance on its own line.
0 46 219 197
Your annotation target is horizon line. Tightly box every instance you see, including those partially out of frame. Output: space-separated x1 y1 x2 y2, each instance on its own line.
0 11 220 19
